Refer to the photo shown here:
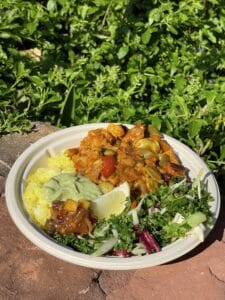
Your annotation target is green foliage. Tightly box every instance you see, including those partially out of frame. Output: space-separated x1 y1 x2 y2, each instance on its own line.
0 0 225 183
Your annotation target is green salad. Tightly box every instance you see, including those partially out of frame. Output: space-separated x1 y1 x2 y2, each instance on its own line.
53 175 213 257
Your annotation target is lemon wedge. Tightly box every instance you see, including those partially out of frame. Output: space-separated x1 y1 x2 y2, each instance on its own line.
91 182 130 220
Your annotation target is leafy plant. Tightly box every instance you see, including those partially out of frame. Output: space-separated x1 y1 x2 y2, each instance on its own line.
0 0 224 185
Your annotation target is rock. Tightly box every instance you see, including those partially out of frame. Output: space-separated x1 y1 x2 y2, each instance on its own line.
107 241 225 300
0 192 102 299
0 122 59 177
0 176 5 196
99 270 134 295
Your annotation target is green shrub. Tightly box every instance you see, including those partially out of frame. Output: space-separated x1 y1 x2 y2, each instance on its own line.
0 0 224 184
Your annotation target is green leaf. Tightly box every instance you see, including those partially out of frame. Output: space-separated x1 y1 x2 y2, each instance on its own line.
149 116 162 130
188 119 206 138
16 61 25 77
117 45 129 59
0 32 22 42
170 50 179 76
58 85 77 126
141 28 151 45
167 25 178 35
31 76 45 88
0 32 11 38
47 0 57 12
175 76 186 92
26 22 38 35
123 106 135 120
148 8 160 25
220 145 225 160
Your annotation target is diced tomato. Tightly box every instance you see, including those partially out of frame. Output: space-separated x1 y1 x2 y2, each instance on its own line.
101 155 116 178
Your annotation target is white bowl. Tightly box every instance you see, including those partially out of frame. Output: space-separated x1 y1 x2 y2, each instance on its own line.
5 123 221 270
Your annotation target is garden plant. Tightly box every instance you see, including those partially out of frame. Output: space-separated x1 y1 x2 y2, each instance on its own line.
0 0 224 186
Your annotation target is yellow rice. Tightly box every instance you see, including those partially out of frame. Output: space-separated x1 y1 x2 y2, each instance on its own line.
23 152 75 226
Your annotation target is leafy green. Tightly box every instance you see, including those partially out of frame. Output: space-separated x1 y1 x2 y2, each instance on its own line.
139 179 212 246
53 233 95 254
52 178 212 255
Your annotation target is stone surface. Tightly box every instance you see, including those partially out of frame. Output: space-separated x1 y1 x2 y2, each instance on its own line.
0 123 225 299
0 122 59 178
0 195 102 299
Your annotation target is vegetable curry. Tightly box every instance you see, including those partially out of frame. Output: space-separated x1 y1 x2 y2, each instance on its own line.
67 124 185 197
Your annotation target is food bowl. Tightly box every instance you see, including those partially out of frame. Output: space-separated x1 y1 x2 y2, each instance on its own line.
5 123 221 270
